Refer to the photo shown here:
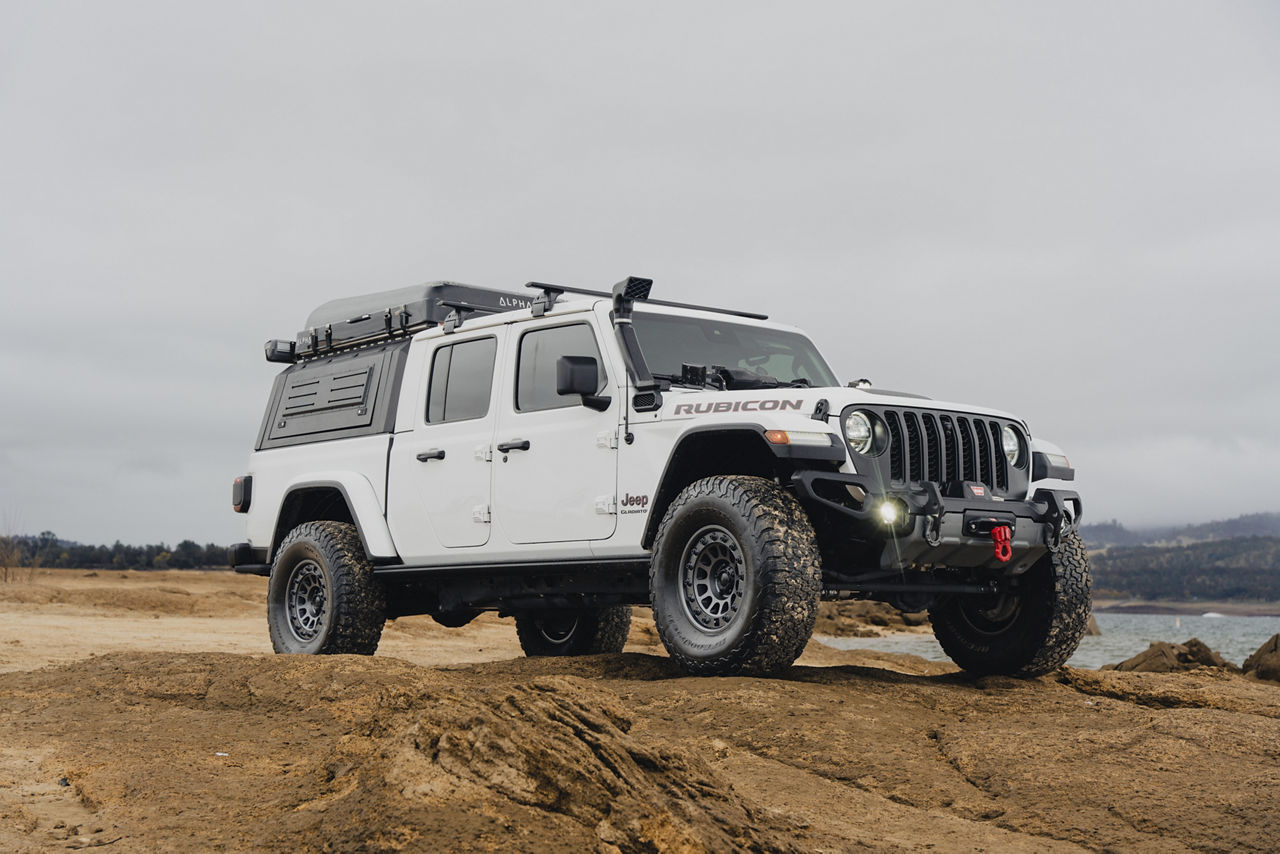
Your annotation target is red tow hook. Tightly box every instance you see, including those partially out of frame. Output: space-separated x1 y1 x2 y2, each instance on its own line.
992 525 1013 563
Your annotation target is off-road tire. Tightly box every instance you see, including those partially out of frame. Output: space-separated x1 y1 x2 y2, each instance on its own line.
267 521 386 655
514 606 632 657
930 530 1092 677
649 475 822 676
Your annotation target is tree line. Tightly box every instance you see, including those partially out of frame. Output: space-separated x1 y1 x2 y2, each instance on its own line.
1090 535 1280 600
0 532 229 571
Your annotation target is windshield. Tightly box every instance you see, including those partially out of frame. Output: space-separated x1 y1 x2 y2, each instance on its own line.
632 312 839 388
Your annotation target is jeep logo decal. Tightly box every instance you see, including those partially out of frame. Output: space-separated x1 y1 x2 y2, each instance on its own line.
620 493 650 515
671 399 804 416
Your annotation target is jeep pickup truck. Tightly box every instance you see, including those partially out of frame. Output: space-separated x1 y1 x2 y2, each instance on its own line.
230 277 1089 676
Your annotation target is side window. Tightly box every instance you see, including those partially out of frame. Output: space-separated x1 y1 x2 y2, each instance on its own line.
426 337 497 422
516 323 607 412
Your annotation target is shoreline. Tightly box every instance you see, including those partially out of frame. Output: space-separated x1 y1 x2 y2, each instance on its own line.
1093 599 1280 617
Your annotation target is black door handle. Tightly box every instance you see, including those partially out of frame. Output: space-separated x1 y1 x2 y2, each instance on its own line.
416 449 446 461
496 439 531 453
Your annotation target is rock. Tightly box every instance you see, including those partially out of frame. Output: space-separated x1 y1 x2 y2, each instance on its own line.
814 601 930 637
1106 638 1238 673
1243 634 1280 683
1085 615 1101 636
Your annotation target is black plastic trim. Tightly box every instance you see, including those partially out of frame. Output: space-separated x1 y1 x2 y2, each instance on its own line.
374 555 650 579
228 542 268 574
1032 451 1076 481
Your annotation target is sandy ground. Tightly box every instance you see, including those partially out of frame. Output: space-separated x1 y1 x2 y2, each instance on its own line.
1 569 1277 852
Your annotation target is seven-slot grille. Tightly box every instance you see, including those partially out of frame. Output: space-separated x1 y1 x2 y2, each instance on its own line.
880 409 1010 491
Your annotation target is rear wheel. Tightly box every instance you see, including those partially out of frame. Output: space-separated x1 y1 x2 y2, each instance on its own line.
649 475 821 676
930 530 1092 677
267 521 386 655
514 606 632 656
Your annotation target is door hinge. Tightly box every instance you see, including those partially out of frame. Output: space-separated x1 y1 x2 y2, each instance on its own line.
596 429 619 450
472 505 491 523
475 445 493 462
595 495 618 515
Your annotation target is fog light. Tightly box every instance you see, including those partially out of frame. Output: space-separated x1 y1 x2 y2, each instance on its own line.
877 500 902 526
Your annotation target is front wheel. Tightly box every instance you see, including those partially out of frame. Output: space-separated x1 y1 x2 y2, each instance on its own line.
267 521 386 655
930 530 1092 677
649 476 821 676
514 606 632 656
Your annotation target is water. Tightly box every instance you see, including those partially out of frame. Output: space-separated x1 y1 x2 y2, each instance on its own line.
819 612 1280 670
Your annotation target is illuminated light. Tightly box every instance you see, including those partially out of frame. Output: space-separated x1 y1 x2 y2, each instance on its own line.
878 501 900 525
764 430 833 447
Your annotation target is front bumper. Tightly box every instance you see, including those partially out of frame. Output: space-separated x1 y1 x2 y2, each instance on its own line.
793 471 1082 573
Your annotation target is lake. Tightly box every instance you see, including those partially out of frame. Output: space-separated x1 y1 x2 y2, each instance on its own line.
819 611 1280 670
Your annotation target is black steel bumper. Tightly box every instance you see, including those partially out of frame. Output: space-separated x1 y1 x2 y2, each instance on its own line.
228 542 270 576
793 471 1082 573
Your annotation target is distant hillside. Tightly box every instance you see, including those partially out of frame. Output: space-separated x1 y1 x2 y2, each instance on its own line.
1090 535 1280 601
1080 512 1280 549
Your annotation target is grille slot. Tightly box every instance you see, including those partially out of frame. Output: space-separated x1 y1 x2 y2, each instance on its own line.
989 421 1008 491
904 413 924 482
885 412 905 482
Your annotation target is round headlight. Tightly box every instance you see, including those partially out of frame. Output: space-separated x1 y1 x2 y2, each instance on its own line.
1002 425 1021 466
845 411 873 455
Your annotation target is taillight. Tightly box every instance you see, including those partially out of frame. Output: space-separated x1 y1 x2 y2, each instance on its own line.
232 476 253 513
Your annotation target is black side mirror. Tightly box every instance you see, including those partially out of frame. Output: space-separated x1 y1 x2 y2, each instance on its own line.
556 355 611 411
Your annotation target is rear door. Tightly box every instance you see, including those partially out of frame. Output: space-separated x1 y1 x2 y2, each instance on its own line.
490 319 619 544
386 330 502 559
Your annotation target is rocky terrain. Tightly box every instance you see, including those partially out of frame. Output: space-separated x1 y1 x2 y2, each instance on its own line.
1 569 1278 852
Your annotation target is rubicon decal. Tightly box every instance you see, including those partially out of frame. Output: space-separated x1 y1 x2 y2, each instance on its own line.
672 399 804 416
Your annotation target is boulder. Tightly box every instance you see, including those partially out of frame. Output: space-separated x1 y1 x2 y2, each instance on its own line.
1243 634 1280 683
1105 638 1238 673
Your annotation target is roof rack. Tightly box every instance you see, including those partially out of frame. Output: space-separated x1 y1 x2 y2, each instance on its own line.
266 281 534 363
524 280 768 321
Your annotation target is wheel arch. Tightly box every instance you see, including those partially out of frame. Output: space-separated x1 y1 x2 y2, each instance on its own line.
642 424 817 549
271 475 399 563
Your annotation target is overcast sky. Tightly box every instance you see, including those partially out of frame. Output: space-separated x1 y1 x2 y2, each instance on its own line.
2 1 1278 546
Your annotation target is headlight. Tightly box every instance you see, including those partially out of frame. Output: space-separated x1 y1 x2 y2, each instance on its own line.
1002 425 1022 466
845 411 873 455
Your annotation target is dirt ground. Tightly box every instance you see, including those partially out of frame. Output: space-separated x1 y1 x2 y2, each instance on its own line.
1 570 1277 852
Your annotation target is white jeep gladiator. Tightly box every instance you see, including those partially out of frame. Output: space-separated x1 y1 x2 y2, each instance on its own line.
230 277 1090 676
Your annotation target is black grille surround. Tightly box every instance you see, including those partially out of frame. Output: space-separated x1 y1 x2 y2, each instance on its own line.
842 405 1030 499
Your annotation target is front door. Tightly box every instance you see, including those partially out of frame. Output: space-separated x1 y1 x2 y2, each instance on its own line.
491 319 618 544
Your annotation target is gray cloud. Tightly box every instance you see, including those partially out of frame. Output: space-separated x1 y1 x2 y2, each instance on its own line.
2 1 1278 544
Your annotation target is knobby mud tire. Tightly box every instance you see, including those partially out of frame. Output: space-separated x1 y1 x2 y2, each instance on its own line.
514 606 633 657
930 530 1092 677
649 475 822 676
267 521 386 655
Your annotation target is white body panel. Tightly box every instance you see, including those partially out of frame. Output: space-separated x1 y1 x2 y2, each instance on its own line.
245 435 397 557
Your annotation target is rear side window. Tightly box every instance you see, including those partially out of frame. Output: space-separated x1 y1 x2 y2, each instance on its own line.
516 323 606 412
426 337 497 422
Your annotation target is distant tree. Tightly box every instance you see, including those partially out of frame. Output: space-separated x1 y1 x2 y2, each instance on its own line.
152 551 171 570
